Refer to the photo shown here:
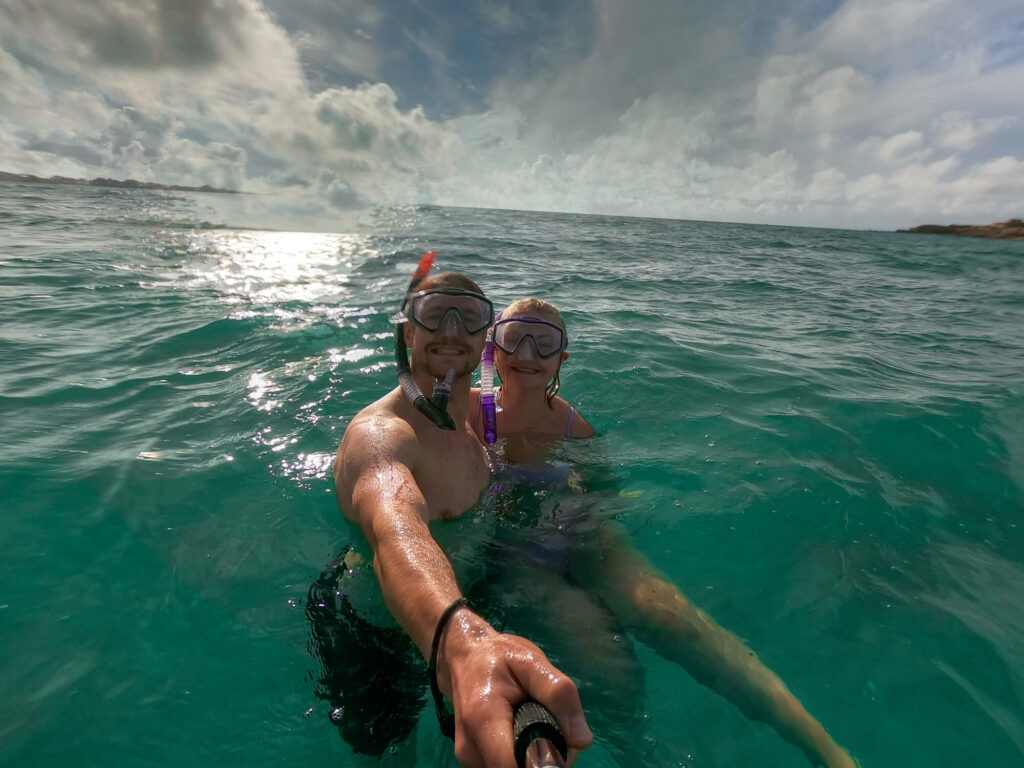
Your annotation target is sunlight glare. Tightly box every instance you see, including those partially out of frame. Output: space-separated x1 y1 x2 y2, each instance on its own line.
180 231 375 307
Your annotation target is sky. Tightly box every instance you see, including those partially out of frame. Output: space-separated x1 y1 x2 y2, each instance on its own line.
1 0 1022 230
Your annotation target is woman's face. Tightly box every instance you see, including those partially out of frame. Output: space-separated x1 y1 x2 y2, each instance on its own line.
493 311 567 389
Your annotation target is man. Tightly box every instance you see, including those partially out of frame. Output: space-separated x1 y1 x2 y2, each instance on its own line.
325 262 592 767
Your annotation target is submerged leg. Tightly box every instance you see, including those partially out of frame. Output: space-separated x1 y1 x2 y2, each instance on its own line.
306 548 427 759
471 563 678 767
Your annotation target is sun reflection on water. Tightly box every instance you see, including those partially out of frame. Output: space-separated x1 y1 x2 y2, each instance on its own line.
278 452 336 489
179 230 376 308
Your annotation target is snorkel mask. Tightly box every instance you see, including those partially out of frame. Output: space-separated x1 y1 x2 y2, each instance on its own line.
394 252 493 430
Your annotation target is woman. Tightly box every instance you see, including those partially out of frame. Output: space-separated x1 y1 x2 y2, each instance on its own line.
469 297 594 465
468 297 858 768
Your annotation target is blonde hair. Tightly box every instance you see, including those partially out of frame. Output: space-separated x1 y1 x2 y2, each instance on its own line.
500 297 567 409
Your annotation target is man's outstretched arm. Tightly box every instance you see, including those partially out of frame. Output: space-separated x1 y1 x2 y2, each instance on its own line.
576 526 856 768
334 419 592 767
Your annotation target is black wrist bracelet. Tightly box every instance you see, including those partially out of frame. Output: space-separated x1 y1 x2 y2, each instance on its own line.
428 597 469 740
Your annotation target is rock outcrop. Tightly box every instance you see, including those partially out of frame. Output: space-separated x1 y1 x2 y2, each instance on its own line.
0 170 238 194
896 219 1024 240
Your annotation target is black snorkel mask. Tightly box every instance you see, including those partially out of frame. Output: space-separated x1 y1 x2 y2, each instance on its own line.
394 252 493 430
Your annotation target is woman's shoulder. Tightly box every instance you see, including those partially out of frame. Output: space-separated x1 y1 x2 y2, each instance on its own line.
553 396 595 439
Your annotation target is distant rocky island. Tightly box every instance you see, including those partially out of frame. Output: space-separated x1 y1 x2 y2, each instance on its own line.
0 170 239 195
896 218 1024 240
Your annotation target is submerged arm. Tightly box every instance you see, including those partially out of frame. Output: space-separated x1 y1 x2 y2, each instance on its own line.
577 525 856 768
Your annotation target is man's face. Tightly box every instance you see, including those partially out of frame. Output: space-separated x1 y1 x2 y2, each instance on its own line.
406 302 488 380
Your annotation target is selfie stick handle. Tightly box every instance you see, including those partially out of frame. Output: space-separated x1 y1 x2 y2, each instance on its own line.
514 701 567 768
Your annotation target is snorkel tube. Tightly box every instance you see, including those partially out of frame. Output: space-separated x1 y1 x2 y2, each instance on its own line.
479 311 501 444
395 252 457 430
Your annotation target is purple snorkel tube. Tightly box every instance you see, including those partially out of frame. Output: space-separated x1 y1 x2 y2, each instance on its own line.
479 311 501 444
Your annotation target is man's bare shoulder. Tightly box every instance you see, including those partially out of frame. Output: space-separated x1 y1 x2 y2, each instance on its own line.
332 391 424 522
338 390 418 471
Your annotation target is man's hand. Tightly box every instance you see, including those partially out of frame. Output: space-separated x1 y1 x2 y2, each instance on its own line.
438 609 592 768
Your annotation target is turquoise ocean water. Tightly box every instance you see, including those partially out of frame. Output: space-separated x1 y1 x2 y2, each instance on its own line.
2 183 1023 767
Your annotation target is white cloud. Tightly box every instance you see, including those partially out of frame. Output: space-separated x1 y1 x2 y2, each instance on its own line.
806 168 848 204
811 0 948 64
857 131 932 165
807 66 874 128
940 155 1024 215
1 0 1022 228
445 0 1024 227
933 111 1019 151
264 0 384 86
0 0 465 211
848 155 961 211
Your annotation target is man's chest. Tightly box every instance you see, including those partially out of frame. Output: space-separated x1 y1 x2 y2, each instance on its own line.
415 435 490 520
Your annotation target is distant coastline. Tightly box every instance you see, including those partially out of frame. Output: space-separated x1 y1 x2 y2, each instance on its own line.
896 218 1024 240
0 170 240 195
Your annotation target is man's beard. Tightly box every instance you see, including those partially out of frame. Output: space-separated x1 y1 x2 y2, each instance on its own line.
410 343 480 381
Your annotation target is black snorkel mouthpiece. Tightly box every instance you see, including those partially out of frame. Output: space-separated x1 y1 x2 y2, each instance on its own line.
395 325 457 430
431 368 455 413
395 252 457 431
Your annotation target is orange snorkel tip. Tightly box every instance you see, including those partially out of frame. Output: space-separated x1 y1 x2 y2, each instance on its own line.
409 251 437 291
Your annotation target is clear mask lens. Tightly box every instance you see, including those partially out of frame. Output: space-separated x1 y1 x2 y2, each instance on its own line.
493 318 565 358
408 290 494 335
